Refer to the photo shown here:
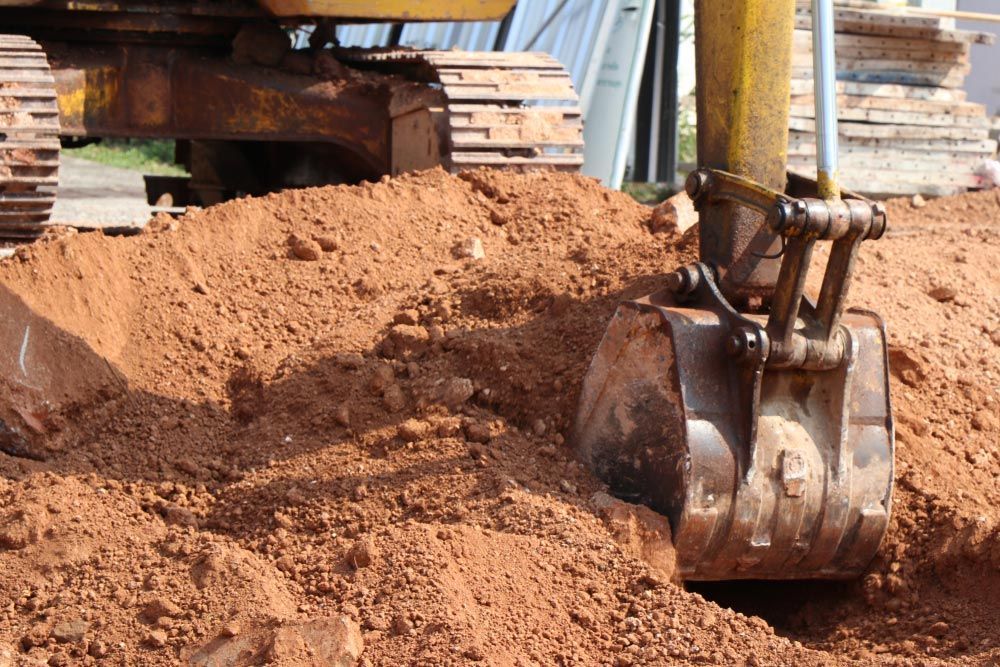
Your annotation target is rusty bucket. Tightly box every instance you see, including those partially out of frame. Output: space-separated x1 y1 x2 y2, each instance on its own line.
572 286 894 580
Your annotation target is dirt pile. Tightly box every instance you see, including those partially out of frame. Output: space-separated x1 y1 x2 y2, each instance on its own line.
0 168 996 665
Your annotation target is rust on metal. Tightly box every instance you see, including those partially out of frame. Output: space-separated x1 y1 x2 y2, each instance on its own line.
47 43 441 179
694 0 797 307
257 0 516 22
573 272 894 580
0 34 60 240
575 0 894 578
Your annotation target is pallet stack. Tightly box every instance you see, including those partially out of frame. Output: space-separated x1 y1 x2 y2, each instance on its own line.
790 1 998 197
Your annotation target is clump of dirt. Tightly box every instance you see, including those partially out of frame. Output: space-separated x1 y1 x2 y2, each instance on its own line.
0 167 996 666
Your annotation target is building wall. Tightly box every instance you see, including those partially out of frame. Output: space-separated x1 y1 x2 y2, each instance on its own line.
957 0 1000 115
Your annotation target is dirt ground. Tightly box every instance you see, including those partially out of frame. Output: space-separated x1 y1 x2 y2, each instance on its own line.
0 168 996 666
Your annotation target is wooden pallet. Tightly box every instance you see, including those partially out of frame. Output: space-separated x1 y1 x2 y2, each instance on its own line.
790 4 998 197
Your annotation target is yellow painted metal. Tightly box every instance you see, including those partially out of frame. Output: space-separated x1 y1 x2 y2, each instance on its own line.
257 0 516 22
694 0 797 302
695 0 795 187
817 168 841 200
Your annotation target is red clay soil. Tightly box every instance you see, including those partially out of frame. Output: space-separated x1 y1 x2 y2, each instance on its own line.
0 168 996 666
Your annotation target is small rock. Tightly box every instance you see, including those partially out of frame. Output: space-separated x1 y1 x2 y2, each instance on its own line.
141 597 183 623
649 190 697 234
193 282 209 295
382 385 406 412
434 302 452 322
313 235 339 252
393 309 420 326
382 324 430 360
971 409 998 432
161 504 197 528
87 640 108 658
928 286 957 302
453 237 485 260
928 621 949 637
145 629 168 649
442 377 475 409
334 405 351 427
436 417 462 438
289 236 322 261
559 479 577 494
397 419 431 443
911 193 927 208
531 419 547 436
347 537 377 569
51 619 89 644
220 621 241 638
489 208 510 225
464 421 492 444
391 614 413 636
463 645 486 661
370 365 396 394
426 323 445 342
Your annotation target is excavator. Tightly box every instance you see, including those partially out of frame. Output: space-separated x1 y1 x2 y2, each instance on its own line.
0 0 582 240
0 0 894 583
574 0 894 581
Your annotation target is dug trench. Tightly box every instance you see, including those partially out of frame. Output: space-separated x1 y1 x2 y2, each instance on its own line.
0 168 996 665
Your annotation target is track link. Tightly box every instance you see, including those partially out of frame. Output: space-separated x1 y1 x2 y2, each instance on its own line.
0 34 60 241
341 49 583 173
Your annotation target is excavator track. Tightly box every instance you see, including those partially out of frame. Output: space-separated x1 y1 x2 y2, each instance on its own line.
341 49 584 173
0 34 60 241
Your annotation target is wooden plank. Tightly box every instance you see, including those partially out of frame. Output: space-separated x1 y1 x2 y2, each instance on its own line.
793 43 969 64
792 68 966 88
789 78 965 101
788 162 985 187
788 149 995 168
793 29 969 55
789 131 997 153
789 94 985 116
793 8 994 44
792 52 968 74
788 116 990 139
789 104 989 128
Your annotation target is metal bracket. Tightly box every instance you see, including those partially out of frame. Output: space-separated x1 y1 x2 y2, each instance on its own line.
682 167 887 370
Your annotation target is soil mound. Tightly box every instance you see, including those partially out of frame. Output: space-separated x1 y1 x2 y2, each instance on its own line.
0 168 996 665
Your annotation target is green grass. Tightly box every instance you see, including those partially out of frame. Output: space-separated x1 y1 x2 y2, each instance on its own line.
622 181 674 205
67 139 187 176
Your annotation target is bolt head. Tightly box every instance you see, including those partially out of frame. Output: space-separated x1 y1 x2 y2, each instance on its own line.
685 170 709 199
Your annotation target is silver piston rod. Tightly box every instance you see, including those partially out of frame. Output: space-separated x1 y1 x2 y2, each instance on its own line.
812 0 840 199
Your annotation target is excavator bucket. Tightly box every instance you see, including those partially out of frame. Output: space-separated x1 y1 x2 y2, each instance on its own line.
571 0 895 580
572 288 894 580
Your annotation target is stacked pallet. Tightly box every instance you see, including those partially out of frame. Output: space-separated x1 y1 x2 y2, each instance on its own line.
790 1 998 197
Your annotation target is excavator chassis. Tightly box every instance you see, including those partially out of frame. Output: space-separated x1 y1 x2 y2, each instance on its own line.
0 1 582 239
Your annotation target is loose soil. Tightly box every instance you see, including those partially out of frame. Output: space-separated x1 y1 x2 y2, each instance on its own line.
0 168 996 666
